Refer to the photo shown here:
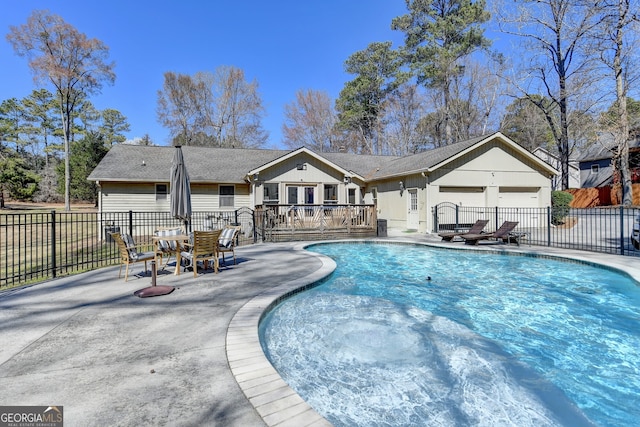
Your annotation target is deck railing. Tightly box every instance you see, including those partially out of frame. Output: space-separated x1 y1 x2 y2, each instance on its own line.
255 204 378 242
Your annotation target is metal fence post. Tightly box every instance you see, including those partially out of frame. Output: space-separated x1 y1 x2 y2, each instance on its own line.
51 210 57 279
252 209 257 243
547 206 551 246
455 204 459 230
128 210 133 236
432 205 438 233
620 205 625 255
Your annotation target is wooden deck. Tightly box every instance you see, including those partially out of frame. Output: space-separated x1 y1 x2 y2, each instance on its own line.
255 204 377 242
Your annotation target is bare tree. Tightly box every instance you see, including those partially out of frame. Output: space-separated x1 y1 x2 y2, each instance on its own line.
466 56 508 135
157 71 204 146
7 10 115 211
593 0 640 205
157 67 267 148
282 89 337 151
211 66 268 148
497 0 600 190
501 96 555 151
381 84 428 155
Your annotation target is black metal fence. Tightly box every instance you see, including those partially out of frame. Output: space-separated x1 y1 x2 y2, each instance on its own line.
433 202 640 256
4 204 640 289
0 208 256 289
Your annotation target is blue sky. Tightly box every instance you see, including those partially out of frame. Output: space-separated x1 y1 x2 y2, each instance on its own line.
1 1 410 148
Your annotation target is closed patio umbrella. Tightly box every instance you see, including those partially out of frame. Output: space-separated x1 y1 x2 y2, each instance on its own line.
134 146 191 297
170 145 192 232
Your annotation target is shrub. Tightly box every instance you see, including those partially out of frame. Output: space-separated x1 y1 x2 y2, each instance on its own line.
551 191 573 225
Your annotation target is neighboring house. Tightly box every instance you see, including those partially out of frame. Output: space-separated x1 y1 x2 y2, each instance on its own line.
577 134 640 188
532 147 580 190
88 132 557 233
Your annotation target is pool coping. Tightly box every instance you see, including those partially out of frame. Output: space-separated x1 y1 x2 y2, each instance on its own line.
225 237 640 426
226 244 336 427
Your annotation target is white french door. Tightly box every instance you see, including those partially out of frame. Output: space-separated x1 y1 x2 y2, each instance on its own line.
286 185 315 205
287 185 316 224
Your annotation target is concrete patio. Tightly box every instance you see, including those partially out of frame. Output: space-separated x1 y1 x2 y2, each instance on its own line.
1 231 639 426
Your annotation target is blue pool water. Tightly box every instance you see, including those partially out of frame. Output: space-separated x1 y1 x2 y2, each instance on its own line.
259 243 640 427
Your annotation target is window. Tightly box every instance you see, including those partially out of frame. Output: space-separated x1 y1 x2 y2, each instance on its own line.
287 186 298 204
219 185 234 208
156 184 167 200
348 188 356 204
263 183 279 204
591 165 599 174
287 185 316 205
304 187 314 204
410 189 418 211
324 184 338 204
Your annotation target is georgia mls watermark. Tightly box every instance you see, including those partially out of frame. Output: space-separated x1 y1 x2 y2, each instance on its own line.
0 406 63 427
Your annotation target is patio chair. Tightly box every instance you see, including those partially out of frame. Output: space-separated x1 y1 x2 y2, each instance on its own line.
218 225 241 266
437 219 489 241
461 221 519 245
180 229 223 277
111 232 156 281
154 227 183 270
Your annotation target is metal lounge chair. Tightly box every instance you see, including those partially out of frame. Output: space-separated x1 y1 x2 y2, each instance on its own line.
218 225 241 266
437 219 489 241
461 221 519 245
111 232 156 281
180 229 223 277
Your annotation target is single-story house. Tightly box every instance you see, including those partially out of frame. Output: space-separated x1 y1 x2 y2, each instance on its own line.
88 132 557 233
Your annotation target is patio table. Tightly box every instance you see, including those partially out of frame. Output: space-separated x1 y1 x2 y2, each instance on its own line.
153 234 190 275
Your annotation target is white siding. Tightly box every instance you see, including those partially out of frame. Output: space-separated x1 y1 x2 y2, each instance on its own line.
371 139 553 232
100 183 168 212
99 182 251 213
253 152 358 205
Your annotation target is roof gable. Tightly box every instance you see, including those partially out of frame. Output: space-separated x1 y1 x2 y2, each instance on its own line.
370 132 557 179
248 147 366 180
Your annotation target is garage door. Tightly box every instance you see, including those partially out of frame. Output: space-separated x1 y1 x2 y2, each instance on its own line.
439 186 485 207
438 187 486 227
498 187 539 208
498 187 540 228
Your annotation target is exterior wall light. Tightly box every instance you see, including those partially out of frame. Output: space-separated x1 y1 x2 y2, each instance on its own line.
399 181 405 196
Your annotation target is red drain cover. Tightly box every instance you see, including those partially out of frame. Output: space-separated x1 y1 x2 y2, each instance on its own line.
134 286 175 298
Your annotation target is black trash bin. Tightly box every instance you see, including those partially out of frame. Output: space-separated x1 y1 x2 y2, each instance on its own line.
105 226 120 242
377 219 387 237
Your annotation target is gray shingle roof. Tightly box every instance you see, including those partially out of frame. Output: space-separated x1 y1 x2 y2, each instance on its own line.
88 133 527 183
88 145 290 183
88 145 403 183
370 135 489 178
576 134 640 162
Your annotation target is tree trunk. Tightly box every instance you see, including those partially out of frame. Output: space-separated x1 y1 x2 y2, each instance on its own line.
613 5 632 206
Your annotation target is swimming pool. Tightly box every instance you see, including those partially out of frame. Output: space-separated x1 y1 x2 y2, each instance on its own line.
259 242 640 427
